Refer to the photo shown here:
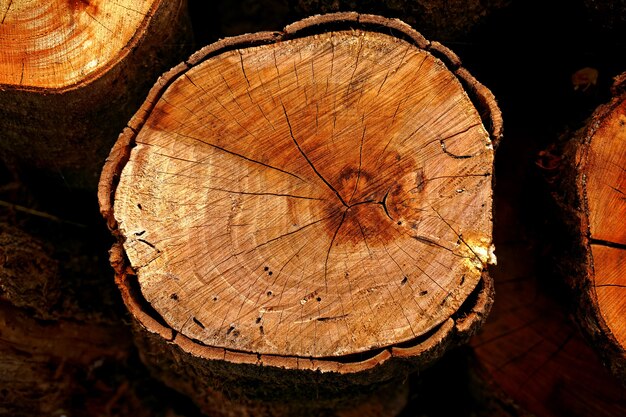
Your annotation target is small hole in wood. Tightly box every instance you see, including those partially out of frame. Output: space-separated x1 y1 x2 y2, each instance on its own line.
170 293 179 301
255 317 262 324
401 276 408 285
419 290 428 296
213 296 218 301
268 271 273 276
316 297 322 302
137 203 142 210
267 291 273 296
264 266 269 271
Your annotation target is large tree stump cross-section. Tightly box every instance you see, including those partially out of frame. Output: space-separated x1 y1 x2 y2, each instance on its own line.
100 13 502 416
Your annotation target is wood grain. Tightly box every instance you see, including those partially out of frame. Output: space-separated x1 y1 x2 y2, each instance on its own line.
100 13 502 416
114 29 494 358
0 0 156 90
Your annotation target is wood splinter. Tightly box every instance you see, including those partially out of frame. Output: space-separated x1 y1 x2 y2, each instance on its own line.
99 13 502 416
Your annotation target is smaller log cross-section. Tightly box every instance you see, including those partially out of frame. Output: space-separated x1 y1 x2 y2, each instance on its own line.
0 0 157 89
0 0 191 189
100 13 501 415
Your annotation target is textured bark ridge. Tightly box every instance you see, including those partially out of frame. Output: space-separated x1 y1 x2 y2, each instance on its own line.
555 73 626 383
294 0 511 41
100 13 502 416
0 0 192 189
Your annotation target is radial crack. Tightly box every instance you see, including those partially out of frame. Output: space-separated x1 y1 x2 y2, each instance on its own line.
175 132 304 181
282 103 348 206
324 210 348 291
590 238 626 251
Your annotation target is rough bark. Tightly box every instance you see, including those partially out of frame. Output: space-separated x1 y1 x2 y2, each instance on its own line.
0 217 137 416
100 13 501 416
0 0 192 190
292 0 511 41
0 300 133 417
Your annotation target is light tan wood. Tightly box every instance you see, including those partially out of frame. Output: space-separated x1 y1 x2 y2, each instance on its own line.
0 0 156 90
113 29 495 358
100 13 501 416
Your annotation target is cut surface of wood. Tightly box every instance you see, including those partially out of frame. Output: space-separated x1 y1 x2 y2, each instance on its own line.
113 29 495 358
100 13 501 415
0 0 157 90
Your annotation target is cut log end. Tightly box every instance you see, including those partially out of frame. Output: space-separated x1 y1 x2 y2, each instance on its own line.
0 0 160 90
572 78 626 380
0 0 192 191
100 13 501 415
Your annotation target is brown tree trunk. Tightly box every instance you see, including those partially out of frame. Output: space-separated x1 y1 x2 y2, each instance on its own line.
0 0 192 190
99 13 501 416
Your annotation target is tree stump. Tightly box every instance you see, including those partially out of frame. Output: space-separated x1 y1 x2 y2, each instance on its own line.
553 72 626 383
0 0 192 190
100 13 502 416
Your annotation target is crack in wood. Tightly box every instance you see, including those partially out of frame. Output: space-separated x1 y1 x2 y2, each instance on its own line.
316 314 349 322
174 131 304 181
205 187 323 201
1 0 13 24
590 238 626 250
324 210 347 291
282 102 348 206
